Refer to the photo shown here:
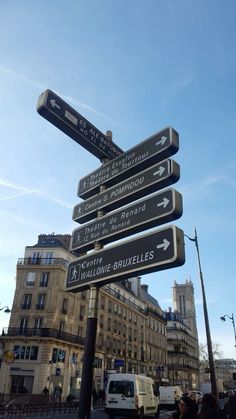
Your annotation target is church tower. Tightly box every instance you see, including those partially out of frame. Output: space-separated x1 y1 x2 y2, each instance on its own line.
173 279 198 338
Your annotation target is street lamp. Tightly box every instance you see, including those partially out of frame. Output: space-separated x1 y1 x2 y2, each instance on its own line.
0 306 11 313
185 228 217 397
220 313 236 347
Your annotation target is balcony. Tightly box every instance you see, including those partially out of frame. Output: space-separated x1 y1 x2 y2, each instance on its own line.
21 303 31 310
35 304 45 310
17 258 69 268
1 327 86 346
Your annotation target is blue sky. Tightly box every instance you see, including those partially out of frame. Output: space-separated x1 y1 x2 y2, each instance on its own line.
0 0 236 359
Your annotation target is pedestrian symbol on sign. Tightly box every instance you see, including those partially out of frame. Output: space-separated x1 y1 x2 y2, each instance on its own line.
70 266 79 282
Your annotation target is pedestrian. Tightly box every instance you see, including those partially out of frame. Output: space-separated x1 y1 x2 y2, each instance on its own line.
42 386 49 395
58 385 62 402
92 388 98 407
197 393 221 419
221 393 236 419
188 392 199 414
169 395 197 419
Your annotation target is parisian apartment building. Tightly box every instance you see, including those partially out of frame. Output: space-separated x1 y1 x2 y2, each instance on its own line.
0 233 199 398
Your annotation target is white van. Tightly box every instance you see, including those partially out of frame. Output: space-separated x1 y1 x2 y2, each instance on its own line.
105 373 160 419
159 385 183 407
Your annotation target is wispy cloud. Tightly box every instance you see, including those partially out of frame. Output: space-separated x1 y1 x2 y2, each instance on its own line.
0 177 73 209
162 75 194 105
181 160 236 199
0 64 119 124
1 189 42 201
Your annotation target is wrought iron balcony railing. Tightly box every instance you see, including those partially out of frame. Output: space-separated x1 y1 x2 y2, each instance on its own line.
1 327 85 346
17 258 69 268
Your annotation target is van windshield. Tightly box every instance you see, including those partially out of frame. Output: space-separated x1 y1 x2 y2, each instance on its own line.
108 380 134 397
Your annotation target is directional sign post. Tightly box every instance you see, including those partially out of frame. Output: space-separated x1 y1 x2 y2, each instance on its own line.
66 225 185 292
36 89 123 161
73 159 180 223
37 88 184 419
71 188 183 253
78 126 179 199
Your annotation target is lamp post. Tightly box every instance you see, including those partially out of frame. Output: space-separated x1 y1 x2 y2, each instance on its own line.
185 228 217 397
220 313 236 347
0 306 11 313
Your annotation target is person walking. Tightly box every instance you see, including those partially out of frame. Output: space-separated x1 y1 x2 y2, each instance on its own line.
221 393 236 419
169 395 197 419
197 393 221 419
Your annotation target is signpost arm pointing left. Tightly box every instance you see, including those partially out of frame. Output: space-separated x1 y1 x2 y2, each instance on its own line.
36 89 123 161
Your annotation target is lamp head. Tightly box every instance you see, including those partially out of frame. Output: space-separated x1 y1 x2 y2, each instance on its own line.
0 305 11 313
220 316 226 321
4 307 11 313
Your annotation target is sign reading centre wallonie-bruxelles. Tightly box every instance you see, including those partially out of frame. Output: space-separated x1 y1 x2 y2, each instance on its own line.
78 126 179 199
36 89 123 161
66 225 185 292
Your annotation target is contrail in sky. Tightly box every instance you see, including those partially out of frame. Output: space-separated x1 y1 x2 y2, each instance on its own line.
0 178 73 209
0 64 119 123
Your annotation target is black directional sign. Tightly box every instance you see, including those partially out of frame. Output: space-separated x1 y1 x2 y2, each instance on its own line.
71 189 183 253
36 89 123 161
73 159 180 224
78 126 179 199
66 225 185 292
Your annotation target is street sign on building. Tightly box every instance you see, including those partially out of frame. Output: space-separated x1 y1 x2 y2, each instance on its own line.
66 225 185 292
36 89 123 161
78 126 179 199
73 159 180 224
71 188 183 253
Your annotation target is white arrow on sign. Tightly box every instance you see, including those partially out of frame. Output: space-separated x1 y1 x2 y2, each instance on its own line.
153 166 165 177
156 238 170 251
157 197 169 208
155 135 167 147
50 99 60 109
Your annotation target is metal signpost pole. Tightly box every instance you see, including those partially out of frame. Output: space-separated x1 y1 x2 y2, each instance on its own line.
78 285 99 419
185 228 217 397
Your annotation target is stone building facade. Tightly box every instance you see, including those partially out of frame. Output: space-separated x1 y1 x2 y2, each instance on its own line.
166 280 200 391
0 233 169 398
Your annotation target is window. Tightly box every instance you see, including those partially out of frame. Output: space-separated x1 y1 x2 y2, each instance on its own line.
31 252 41 265
26 272 36 287
59 321 65 332
33 318 42 335
108 381 134 397
45 252 53 265
19 318 28 334
62 298 68 314
108 301 112 313
94 357 102 368
36 294 46 310
100 296 105 310
99 315 104 329
14 345 38 360
81 291 86 300
79 306 84 321
52 347 66 363
22 294 32 310
40 272 49 287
